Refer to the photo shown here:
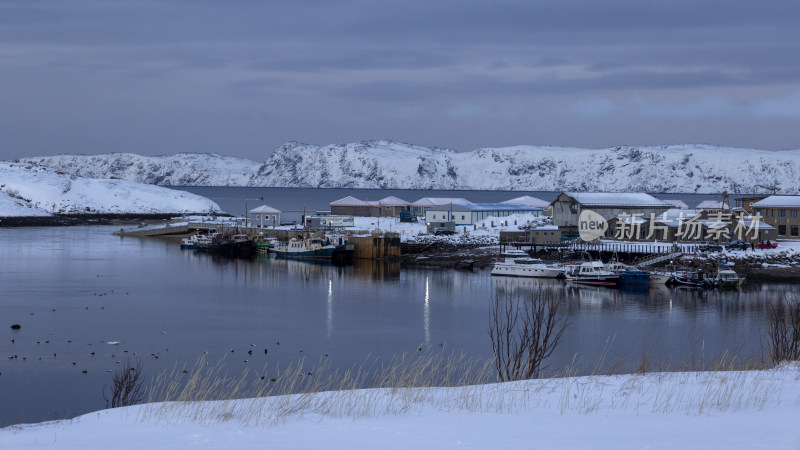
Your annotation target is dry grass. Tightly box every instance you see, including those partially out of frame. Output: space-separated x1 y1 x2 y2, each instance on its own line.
136 347 793 426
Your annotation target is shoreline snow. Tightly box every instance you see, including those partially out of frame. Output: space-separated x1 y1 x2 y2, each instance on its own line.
3 364 799 449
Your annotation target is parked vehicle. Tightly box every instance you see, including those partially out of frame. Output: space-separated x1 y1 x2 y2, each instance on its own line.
398 211 418 223
726 240 748 251
697 241 723 252
755 240 778 249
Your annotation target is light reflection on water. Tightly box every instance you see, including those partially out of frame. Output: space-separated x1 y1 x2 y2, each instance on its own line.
0 225 789 426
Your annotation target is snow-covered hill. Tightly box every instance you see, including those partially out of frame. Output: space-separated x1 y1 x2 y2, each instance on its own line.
19 141 800 193
0 162 222 217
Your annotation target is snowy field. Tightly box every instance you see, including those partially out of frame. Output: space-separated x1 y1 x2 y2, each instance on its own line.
2 364 799 449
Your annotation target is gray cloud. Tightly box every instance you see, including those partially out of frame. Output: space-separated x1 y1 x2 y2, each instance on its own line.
1 0 799 160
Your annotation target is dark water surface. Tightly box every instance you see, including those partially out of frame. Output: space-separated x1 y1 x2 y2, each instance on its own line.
0 189 784 426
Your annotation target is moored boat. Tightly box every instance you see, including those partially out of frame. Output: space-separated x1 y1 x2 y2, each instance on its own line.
180 233 213 249
670 267 712 288
564 261 620 287
491 257 564 278
501 248 529 258
618 269 650 288
713 269 743 288
648 269 672 285
195 233 256 258
273 236 354 263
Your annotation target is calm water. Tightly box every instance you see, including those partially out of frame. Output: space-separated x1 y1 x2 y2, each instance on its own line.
0 188 783 426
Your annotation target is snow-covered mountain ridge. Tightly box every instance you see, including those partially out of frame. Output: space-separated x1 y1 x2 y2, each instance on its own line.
0 162 222 217
19 141 800 193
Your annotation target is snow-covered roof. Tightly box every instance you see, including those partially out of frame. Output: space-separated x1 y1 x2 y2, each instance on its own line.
750 195 800 208
411 197 472 207
376 196 410 206
695 200 730 210
501 195 551 208
662 199 689 209
330 196 378 207
562 192 670 207
448 203 541 212
249 205 281 214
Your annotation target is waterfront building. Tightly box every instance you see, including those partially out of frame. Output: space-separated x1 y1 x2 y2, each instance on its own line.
750 195 800 239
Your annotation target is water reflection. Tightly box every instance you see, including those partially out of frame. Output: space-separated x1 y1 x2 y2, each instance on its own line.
0 226 794 426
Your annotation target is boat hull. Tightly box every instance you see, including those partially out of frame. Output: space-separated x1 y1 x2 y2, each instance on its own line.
490 266 563 278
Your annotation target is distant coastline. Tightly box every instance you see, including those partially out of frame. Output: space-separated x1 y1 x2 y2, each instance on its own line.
0 213 226 227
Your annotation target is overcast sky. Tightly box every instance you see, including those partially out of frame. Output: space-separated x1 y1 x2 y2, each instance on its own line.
1 0 799 161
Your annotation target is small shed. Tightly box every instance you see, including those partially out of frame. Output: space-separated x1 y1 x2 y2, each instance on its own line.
248 205 281 228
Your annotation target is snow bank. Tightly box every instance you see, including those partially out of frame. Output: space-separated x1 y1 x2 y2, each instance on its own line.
0 162 222 217
3 365 799 449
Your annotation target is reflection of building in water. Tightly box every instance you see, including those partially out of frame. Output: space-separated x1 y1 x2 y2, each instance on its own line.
352 259 400 281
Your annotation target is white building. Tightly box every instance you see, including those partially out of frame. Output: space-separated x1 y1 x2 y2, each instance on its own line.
424 203 542 226
410 197 472 216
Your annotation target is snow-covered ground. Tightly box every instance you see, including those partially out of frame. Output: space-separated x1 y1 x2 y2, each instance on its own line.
3 365 799 449
0 162 223 217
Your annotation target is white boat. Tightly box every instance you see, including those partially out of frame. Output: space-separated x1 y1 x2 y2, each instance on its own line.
180 233 213 249
713 269 743 288
648 271 672 285
501 248 529 258
564 261 620 286
491 257 564 278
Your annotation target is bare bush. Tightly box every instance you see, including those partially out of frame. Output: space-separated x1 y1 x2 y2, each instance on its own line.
489 286 567 381
104 358 145 408
766 295 800 364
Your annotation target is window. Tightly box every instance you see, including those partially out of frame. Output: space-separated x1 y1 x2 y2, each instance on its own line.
779 209 786 217
753 208 761 215
432 214 437 220
778 225 787 235
792 210 798 218
792 225 799 237
461 215 465 220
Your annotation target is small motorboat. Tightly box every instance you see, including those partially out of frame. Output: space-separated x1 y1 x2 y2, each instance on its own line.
564 261 619 287
713 269 743 288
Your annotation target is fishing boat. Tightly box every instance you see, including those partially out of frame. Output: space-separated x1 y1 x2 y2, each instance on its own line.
490 257 564 278
564 261 619 287
273 236 354 263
